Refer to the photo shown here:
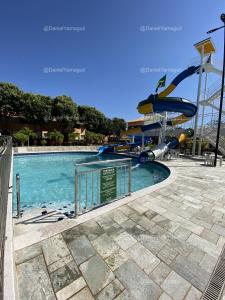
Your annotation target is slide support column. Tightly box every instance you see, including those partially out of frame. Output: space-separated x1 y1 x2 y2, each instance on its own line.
192 45 204 156
198 70 208 155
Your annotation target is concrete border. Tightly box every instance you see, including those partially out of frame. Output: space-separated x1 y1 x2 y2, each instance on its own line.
14 163 176 251
3 150 16 300
14 145 99 154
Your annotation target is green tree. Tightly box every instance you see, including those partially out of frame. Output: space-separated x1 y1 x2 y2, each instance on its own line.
0 82 23 117
85 131 104 145
78 105 108 133
52 95 79 130
48 130 64 145
102 118 114 136
13 132 29 146
68 132 80 145
40 139 47 146
19 127 37 146
96 133 104 144
22 93 52 123
111 118 127 137
13 127 36 146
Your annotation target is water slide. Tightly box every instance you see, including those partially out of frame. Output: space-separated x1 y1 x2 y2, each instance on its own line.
98 141 142 155
128 65 200 162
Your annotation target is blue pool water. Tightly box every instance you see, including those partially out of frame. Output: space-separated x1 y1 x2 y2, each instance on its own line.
13 152 169 211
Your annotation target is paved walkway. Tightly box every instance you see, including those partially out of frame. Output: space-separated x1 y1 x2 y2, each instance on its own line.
15 159 225 300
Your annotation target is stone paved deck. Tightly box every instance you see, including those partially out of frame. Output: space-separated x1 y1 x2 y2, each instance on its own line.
14 158 225 299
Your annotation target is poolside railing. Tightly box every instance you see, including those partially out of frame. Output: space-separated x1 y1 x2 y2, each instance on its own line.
74 158 132 216
0 136 12 299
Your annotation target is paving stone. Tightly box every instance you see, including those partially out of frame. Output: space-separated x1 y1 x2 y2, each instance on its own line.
152 214 168 224
188 248 204 264
201 228 219 244
161 270 191 300
126 224 145 240
163 232 193 257
15 243 42 265
128 201 149 214
136 230 166 255
68 235 96 265
62 226 83 243
105 223 125 239
118 205 135 217
114 290 129 300
158 245 178 264
127 243 160 274
174 216 203 235
50 260 80 292
174 227 192 241
42 234 70 265
56 277 86 300
105 249 129 271
17 255 56 300
168 206 193 220
80 254 115 295
166 221 180 233
120 219 136 230
96 279 124 300
136 216 155 231
144 202 167 215
129 212 143 223
149 224 166 236
92 233 119 259
95 215 117 231
171 255 210 292
149 262 171 286
217 236 225 250
111 211 129 224
187 233 220 258
212 223 225 237
115 260 161 300
199 253 217 273
48 254 73 273
185 286 202 300
80 220 105 241
113 231 137 250
144 209 158 220
190 217 212 230
159 293 173 300
70 287 94 300
162 211 179 223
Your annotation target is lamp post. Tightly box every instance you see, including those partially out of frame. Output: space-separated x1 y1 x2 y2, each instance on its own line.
207 14 225 166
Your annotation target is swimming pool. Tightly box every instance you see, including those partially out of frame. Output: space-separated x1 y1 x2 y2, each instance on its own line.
13 152 169 212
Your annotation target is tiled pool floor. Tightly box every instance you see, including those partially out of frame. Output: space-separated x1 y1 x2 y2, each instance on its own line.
14 159 225 299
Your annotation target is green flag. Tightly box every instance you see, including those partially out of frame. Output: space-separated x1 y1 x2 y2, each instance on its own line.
155 75 166 93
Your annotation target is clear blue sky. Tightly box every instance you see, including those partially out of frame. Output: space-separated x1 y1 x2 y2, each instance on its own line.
1 0 224 121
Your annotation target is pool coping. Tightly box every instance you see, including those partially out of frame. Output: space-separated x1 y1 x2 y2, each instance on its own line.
13 156 176 251
4 149 17 300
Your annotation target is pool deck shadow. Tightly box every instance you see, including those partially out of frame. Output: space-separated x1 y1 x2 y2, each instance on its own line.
13 158 225 300
14 210 69 236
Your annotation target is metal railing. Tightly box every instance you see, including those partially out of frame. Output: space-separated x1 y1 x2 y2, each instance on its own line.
201 112 225 156
74 158 132 216
0 136 12 299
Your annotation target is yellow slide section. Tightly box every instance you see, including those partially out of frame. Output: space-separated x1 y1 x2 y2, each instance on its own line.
158 84 176 98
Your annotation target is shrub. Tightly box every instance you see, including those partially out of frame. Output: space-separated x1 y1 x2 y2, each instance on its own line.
68 132 80 145
40 139 47 146
13 132 29 146
48 130 64 145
